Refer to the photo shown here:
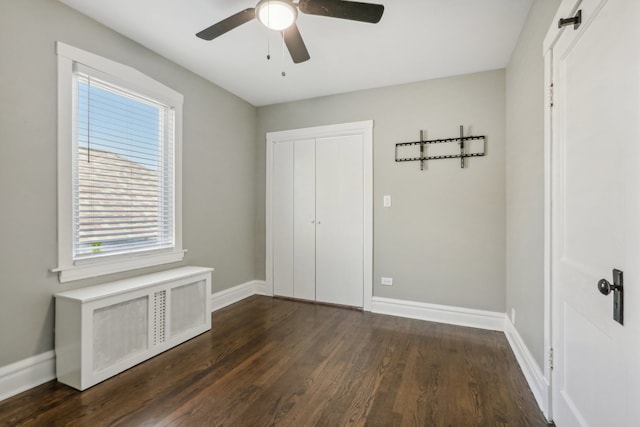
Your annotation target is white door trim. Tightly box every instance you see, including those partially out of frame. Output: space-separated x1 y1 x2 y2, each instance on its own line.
541 1 583 421
543 0 614 422
265 120 373 310
542 2 588 420
541 32 555 424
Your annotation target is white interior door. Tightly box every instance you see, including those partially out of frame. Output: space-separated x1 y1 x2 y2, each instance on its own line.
549 1 640 425
315 135 364 307
272 141 294 298
293 139 316 301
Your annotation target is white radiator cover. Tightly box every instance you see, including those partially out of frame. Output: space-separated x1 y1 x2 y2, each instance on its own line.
54 266 212 391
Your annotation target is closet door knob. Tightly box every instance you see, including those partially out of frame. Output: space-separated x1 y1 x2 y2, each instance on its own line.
311 220 315 224
317 220 321 224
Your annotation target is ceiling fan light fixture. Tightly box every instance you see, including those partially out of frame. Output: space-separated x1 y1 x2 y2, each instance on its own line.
256 0 297 31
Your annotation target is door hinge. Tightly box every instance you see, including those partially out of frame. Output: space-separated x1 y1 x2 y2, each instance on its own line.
548 83 554 108
548 347 554 370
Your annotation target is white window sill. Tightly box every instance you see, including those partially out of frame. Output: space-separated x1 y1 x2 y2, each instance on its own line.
52 249 186 283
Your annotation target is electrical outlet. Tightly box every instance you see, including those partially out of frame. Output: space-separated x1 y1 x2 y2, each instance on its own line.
383 195 391 207
381 277 393 286
511 308 516 325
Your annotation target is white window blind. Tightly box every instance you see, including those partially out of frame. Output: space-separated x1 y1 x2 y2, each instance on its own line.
73 68 175 259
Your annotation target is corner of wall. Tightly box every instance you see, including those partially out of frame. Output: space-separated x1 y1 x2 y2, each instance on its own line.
504 317 551 420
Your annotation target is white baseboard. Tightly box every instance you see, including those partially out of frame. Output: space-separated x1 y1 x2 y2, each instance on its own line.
0 350 56 402
211 280 267 312
504 318 551 420
371 296 506 331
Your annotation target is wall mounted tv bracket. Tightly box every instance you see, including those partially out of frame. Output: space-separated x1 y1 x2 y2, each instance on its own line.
395 125 486 170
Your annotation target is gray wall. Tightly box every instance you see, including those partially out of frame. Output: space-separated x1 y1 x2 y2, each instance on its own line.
505 0 560 368
256 70 506 312
0 0 257 366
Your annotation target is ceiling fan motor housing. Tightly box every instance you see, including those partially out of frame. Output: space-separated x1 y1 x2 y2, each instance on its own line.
256 0 298 31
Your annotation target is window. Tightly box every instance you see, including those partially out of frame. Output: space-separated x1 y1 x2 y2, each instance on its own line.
54 42 184 282
74 71 174 258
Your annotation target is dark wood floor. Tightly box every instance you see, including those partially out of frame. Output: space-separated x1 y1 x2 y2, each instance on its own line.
0 296 549 426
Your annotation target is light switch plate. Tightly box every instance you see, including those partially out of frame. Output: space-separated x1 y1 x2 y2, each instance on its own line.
383 195 391 207
381 277 393 286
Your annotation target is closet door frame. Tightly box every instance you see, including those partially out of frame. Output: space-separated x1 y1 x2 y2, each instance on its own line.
265 120 373 310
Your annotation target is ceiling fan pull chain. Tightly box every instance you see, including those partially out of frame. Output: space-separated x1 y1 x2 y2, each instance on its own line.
266 24 271 60
281 31 286 76
267 0 272 60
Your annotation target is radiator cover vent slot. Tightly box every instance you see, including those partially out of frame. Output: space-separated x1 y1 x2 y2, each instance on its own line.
153 290 167 346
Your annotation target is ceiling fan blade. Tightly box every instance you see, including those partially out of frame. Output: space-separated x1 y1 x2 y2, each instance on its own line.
282 24 310 64
196 8 256 41
298 0 384 23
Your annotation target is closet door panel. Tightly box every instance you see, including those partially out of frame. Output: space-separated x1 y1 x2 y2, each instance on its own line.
293 139 316 301
272 141 294 298
315 135 364 307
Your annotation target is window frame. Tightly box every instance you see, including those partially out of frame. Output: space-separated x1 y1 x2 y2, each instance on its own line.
54 42 184 282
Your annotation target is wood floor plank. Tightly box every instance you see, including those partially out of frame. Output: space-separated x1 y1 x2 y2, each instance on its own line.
0 296 549 426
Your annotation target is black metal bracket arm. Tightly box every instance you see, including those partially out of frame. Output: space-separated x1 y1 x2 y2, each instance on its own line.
558 9 582 29
394 125 486 170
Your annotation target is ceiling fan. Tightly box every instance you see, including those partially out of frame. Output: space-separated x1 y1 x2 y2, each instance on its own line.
196 0 385 64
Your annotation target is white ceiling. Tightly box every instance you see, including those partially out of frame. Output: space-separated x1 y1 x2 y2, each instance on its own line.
58 0 533 107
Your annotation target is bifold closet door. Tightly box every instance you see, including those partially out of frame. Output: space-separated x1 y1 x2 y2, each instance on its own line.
293 139 316 301
272 134 364 307
273 139 316 300
315 135 364 307
272 141 294 298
